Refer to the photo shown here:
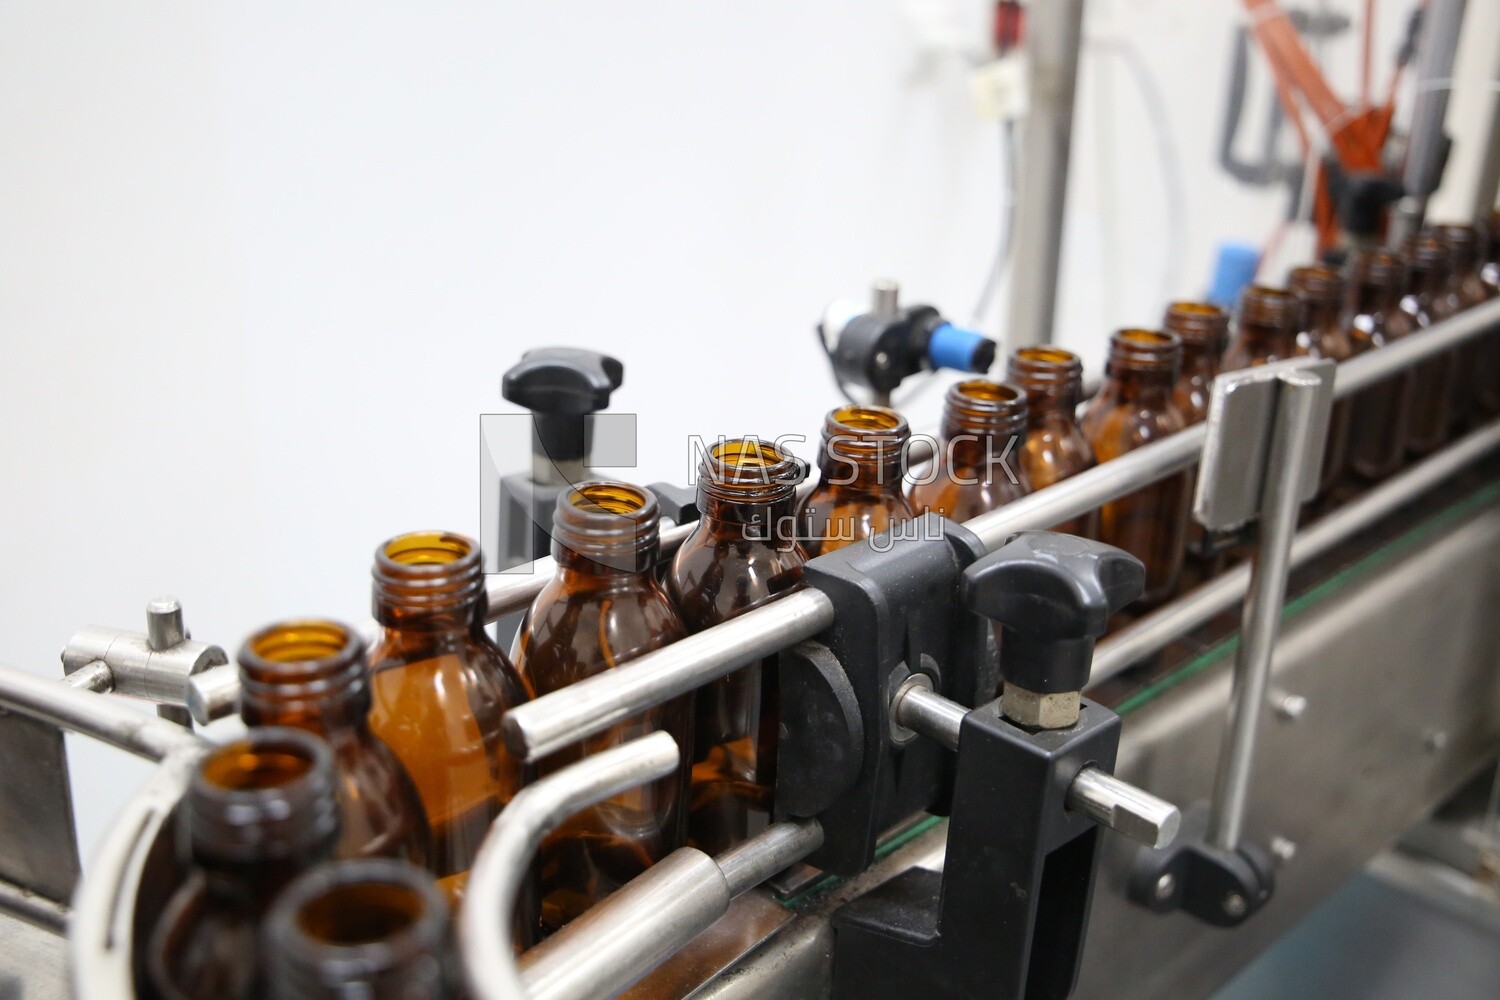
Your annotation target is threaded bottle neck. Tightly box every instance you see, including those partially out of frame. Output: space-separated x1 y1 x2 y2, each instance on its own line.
695 438 805 532
1436 224 1480 277
266 859 452 1000
1006 347 1083 419
186 728 340 880
1103 329 1181 390
817 404 909 486
1289 266 1345 329
1405 235 1450 300
239 620 371 732
1233 284 1301 360
939 379 1027 449
552 480 661 575
1348 250 1406 313
372 532 487 631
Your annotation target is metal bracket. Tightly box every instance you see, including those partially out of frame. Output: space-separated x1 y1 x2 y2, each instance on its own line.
1132 358 1334 926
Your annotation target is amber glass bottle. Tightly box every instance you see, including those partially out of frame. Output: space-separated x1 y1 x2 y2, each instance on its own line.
513 481 690 934
666 439 807 855
1006 348 1096 536
1223 285 1301 370
1436 223 1494 428
240 619 430 864
1081 330 1192 607
366 531 529 902
1160 302 1229 579
1287 265 1354 497
908 380 1031 522
1401 234 1459 456
1165 302 1228 425
798 404 915 555
1344 249 1418 480
149 728 340 1000
265 858 454 1000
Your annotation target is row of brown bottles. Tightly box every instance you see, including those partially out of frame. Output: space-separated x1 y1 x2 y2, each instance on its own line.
153 531 527 998
147 210 1500 994
150 731 456 999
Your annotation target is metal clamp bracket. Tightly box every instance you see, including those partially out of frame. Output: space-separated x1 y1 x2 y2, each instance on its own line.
1129 358 1333 926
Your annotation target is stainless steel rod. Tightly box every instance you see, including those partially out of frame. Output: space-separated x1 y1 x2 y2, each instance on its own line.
520 819 823 1000
1066 766 1181 850
0 663 203 762
503 588 835 762
715 818 824 896
1209 371 1323 852
1090 416 1500 683
520 849 730 1000
460 731 681 1000
892 681 967 752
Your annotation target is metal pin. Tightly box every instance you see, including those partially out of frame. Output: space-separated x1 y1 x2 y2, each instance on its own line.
1066 766 1181 849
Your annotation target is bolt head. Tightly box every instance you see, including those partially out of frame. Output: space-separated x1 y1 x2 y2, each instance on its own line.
1154 873 1176 901
1275 693 1307 722
1223 892 1248 918
1001 685 1080 729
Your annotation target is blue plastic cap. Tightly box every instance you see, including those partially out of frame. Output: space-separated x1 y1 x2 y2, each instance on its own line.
927 322 996 373
1207 242 1261 310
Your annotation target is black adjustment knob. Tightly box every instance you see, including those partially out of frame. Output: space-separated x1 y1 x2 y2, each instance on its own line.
502 348 623 467
961 531 1144 726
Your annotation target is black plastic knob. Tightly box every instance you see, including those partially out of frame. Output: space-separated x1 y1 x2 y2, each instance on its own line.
960 531 1144 694
502 348 624 465
502 348 623 416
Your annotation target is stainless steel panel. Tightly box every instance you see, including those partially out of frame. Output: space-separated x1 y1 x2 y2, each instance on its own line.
0 712 79 905
1075 507 1500 1000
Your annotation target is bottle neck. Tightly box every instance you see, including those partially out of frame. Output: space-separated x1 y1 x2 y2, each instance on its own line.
1347 251 1406 317
267 860 452 1000
1232 286 1300 361
1102 329 1181 400
817 404 909 494
1161 302 1228 374
239 620 373 734
1409 262 1448 302
695 439 804 544
552 480 662 577
938 380 1027 467
372 531 488 634
188 730 340 910
1006 348 1083 426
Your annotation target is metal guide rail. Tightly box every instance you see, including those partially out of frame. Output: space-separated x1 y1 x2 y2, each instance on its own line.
0 297 1496 999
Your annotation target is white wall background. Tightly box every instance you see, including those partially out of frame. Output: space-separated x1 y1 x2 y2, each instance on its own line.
2 1 1495 866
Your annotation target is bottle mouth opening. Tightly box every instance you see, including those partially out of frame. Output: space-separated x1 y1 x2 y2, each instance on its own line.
201 739 316 791
1405 236 1449 269
702 439 806 492
567 481 650 515
381 531 475 568
1108 328 1182 374
1436 224 1478 249
829 404 905 434
247 620 355 665
298 881 425 945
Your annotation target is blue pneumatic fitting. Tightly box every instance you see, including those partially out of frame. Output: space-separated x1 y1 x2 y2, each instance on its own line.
927 322 996 374
1207 242 1261 310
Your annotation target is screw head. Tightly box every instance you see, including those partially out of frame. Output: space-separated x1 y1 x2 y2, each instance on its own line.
1270 836 1297 865
1275 693 1307 722
1153 873 1177 901
1424 730 1449 753
1223 892 1248 918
